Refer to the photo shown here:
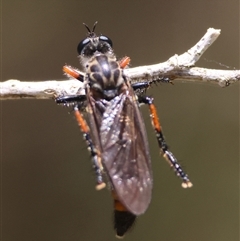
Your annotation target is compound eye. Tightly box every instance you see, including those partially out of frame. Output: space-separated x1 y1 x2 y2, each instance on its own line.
99 35 113 47
77 38 90 55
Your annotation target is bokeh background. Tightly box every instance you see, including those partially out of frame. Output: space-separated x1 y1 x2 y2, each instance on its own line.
1 1 239 241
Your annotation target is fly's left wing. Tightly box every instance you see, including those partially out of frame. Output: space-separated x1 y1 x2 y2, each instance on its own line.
100 90 153 215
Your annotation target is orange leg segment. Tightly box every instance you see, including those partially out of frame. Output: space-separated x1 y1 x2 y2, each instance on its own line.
63 65 84 82
74 106 106 190
118 56 131 69
139 96 193 188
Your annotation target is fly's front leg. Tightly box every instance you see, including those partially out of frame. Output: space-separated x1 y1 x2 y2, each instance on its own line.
55 95 86 105
139 96 193 188
73 106 106 190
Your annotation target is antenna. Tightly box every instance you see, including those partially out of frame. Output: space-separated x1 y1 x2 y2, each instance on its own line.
83 21 98 37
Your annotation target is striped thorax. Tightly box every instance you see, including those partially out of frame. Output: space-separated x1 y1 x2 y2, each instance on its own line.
86 54 124 100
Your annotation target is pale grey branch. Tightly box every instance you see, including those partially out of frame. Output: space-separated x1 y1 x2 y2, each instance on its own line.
0 28 239 100
0 79 84 100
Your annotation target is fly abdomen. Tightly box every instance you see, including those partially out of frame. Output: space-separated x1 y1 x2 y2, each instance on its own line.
112 191 136 238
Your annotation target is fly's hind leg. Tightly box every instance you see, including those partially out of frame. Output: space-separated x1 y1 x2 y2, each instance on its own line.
138 96 193 188
73 106 106 190
56 65 105 190
56 99 106 190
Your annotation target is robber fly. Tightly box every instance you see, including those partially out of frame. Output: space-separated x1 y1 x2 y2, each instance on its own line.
56 22 192 238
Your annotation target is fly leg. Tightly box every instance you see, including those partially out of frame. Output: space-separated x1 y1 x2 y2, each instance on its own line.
56 65 105 189
55 95 86 104
138 96 193 188
56 99 106 190
73 106 106 190
63 65 84 82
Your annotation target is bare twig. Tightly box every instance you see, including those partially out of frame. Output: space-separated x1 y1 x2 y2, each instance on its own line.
0 79 85 100
0 28 239 100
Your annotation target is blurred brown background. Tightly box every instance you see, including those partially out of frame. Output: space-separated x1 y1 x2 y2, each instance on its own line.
1 1 239 241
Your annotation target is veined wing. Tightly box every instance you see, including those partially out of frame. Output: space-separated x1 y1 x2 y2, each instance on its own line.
100 90 153 215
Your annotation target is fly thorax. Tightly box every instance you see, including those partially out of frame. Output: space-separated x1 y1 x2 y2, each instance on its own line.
86 55 125 100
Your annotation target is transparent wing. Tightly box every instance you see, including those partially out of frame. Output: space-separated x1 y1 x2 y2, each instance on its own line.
100 91 152 215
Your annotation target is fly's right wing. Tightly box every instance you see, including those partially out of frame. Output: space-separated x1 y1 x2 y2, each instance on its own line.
99 91 153 215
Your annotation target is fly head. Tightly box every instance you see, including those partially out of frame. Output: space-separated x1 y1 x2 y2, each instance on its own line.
78 22 114 66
